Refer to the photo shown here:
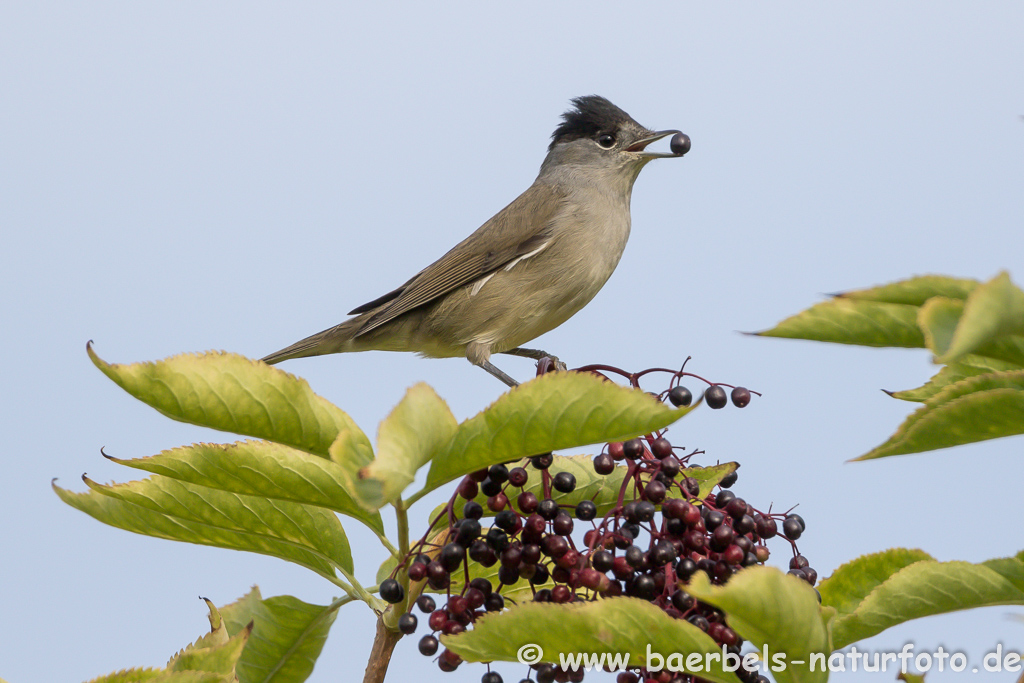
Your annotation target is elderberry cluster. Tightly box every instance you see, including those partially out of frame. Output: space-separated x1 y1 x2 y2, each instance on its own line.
379 365 813 683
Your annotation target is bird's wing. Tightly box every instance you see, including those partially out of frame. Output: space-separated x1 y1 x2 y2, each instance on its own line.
351 182 566 337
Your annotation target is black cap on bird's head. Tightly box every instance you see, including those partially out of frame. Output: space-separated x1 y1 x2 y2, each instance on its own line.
549 96 638 150
548 95 689 159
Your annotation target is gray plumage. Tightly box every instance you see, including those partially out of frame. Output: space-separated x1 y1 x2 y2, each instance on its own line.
262 96 685 386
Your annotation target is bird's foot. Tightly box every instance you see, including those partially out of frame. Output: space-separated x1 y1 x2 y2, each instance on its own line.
503 346 567 372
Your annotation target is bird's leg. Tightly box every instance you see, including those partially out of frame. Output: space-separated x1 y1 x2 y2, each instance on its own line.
475 360 520 388
503 347 568 372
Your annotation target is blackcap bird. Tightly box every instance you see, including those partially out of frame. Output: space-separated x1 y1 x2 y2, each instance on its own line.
262 95 689 386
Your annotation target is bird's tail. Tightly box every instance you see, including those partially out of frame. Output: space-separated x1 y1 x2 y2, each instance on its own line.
261 318 362 365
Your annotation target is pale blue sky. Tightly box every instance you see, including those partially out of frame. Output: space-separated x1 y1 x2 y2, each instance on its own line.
1 3 1022 682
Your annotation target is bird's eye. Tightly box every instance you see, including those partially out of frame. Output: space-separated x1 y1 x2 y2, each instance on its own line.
597 133 616 148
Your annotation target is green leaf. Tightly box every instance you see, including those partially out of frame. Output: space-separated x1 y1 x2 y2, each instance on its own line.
836 275 978 305
687 568 830 683
167 623 250 680
889 355 1022 402
817 548 935 622
755 299 925 348
88 345 371 458
917 296 964 357
108 441 383 534
444 598 736 683
220 587 339 683
822 551 1024 649
424 372 694 492
55 476 353 578
431 456 736 523
939 271 1024 363
83 670 163 683
857 371 1024 459
356 383 458 510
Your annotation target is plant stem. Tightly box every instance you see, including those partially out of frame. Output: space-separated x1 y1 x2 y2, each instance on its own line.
362 617 402 683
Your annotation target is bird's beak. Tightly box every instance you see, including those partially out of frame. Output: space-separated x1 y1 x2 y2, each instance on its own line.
628 129 686 158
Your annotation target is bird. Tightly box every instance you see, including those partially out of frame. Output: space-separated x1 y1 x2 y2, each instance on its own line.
262 95 688 386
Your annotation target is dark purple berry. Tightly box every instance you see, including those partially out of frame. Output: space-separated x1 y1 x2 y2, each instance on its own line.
482 672 504 683
552 512 574 535
458 478 479 500
704 509 725 531
671 589 695 611
783 515 804 540
463 500 483 520
593 452 615 475
480 477 502 497
635 501 656 522
416 594 435 613
731 387 751 408
755 514 777 539
379 578 404 604
670 132 691 156
676 557 698 581
538 498 560 521
439 542 465 572
552 471 576 493
733 518 757 540
660 455 682 478
668 385 693 407
651 437 673 458
488 464 509 484
642 480 667 504
622 438 645 459
517 491 539 513
530 453 553 469
572 501 597 526
624 545 645 569
719 470 738 488
456 518 481 545
592 550 614 572
632 574 657 600
649 541 676 566
485 592 504 611
507 466 529 487
494 509 518 532
398 612 418 634
705 385 728 409
485 527 510 551
418 634 439 656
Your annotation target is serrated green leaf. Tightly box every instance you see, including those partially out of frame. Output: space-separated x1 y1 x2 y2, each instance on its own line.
687 568 830 683
83 669 164 683
167 623 250 679
108 441 383 534
220 587 339 683
818 548 935 621
857 371 1024 459
939 272 1024 363
444 598 736 683
836 275 978 305
55 476 352 578
889 355 1023 402
431 456 736 524
424 372 694 492
755 299 925 348
356 383 458 510
88 345 371 458
825 552 1024 649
